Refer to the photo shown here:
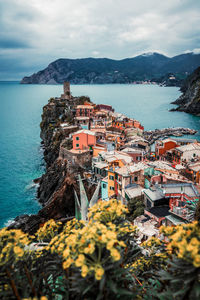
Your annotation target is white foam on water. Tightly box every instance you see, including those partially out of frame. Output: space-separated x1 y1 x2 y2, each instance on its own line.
25 181 39 191
4 218 15 227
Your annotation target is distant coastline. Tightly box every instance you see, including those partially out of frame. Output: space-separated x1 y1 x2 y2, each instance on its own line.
20 52 200 86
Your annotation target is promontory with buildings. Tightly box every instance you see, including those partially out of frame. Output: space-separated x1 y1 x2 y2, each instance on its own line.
10 82 200 236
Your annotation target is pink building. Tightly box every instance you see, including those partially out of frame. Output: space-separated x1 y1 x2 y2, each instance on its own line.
72 130 96 150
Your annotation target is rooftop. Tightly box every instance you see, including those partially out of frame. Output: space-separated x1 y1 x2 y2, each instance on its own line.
143 188 164 201
72 129 96 136
76 105 94 109
116 162 148 176
176 142 200 153
93 162 108 169
145 206 170 218
121 147 143 154
161 183 200 198
165 214 188 225
125 184 143 199
147 160 175 171
188 162 200 172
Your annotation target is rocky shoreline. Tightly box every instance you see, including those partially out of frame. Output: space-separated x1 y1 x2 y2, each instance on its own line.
170 66 200 115
144 127 197 145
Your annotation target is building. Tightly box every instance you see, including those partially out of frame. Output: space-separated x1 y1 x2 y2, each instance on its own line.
61 82 71 100
95 104 114 112
115 162 148 202
72 130 96 150
169 143 200 164
75 116 90 129
76 105 94 118
101 177 109 201
162 183 199 224
155 138 178 158
121 147 145 162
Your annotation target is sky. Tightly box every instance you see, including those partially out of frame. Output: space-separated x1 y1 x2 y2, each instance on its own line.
0 0 200 80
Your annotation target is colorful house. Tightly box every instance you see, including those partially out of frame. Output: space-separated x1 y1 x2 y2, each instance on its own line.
72 130 96 150
155 138 178 158
101 177 109 200
76 105 94 118
169 143 200 164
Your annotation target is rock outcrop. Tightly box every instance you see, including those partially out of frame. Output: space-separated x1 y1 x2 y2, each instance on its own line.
171 66 200 115
21 52 200 85
8 92 95 233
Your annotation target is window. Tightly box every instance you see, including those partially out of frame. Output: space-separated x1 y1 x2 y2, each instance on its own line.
76 144 79 147
76 137 79 141
102 183 107 189
109 175 114 180
109 186 114 190
134 176 138 182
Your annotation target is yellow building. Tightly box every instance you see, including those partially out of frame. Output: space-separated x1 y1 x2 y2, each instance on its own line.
107 159 126 198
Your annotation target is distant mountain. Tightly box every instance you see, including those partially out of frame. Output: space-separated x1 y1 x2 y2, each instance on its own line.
171 66 200 115
21 52 200 85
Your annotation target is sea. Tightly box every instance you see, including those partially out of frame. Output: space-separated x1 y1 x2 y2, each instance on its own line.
1 81 200 228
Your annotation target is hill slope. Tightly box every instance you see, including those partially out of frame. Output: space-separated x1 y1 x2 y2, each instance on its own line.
21 52 200 85
171 66 200 115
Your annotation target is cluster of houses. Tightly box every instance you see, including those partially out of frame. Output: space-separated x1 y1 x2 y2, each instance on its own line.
56 83 200 240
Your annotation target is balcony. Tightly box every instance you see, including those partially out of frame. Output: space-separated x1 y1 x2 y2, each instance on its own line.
170 206 191 221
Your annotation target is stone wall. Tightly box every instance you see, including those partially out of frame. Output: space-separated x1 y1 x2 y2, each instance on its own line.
59 147 92 169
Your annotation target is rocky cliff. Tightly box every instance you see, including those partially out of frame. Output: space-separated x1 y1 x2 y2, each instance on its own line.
171 66 200 115
9 93 95 234
21 52 200 85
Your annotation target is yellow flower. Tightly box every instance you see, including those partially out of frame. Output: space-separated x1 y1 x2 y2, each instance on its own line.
110 249 121 261
63 258 73 269
193 255 200 268
84 243 95 254
190 237 199 246
95 266 104 280
13 246 24 257
106 240 114 250
63 248 70 258
81 264 89 277
75 254 85 267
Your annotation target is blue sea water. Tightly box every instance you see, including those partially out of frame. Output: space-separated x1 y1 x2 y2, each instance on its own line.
0 82 200 227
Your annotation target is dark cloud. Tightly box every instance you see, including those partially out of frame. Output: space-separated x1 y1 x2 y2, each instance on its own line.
0 0 200 80
0 38 30 49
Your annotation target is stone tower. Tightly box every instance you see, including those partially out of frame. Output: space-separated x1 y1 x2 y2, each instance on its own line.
63 82 71 99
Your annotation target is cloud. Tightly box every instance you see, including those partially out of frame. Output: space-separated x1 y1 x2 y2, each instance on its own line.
0 38 30 49
192 48 200 54
0 0 200 79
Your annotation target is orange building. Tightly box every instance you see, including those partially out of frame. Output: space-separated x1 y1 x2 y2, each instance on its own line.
72 130 96 150
133 120 141 128
155 139 178 157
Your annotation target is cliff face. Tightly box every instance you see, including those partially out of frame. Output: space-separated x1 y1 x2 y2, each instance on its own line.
21 53 200 85
171 66 200 115
9 94 95 233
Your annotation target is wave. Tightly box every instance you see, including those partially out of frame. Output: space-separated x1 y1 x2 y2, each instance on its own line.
25 181 39 191
4 218 15 227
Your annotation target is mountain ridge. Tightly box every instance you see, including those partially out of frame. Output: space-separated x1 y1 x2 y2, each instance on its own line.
21 52 200 85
